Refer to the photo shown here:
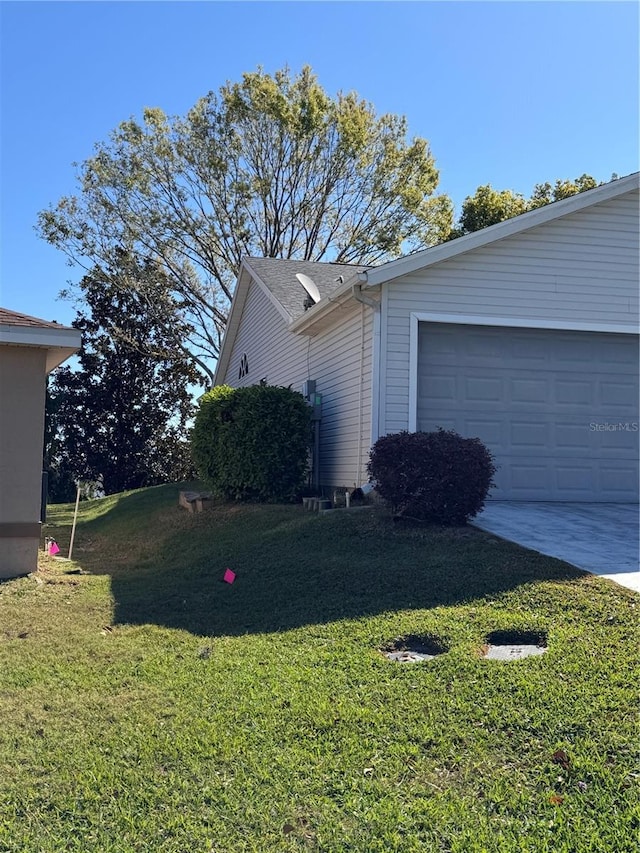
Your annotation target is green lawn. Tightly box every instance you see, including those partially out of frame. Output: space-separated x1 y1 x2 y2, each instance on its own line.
0 484 637 852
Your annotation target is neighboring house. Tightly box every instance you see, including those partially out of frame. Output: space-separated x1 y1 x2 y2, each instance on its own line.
215 172 640 502
0 309 81 577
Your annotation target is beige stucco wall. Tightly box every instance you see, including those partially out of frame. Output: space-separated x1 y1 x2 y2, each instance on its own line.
0 345 47 577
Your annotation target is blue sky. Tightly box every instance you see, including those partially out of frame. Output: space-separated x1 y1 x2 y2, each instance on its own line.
1 0 638 326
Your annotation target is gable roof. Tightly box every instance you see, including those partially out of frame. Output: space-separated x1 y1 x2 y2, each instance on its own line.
289 171 640 333
213 256 371 384
0 307 81 372
215 172 639 378
244 257 370 322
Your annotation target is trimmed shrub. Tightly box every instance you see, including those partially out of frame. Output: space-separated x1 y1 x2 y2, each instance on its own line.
367 428 496 525
191 384 311 502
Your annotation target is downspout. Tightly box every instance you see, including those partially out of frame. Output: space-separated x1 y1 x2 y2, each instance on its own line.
352 282 380 488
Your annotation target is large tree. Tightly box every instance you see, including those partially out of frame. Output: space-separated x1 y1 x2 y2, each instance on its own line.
449 173 603 238
46 255 200 496
38 66 453 383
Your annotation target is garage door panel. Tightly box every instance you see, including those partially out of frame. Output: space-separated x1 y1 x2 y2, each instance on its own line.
510 421 550 450
421 375 457 401
509 464 550 493
599 427 639 453
465 377 504 402
417 323 639 501
556 380 592 405
556 423 591 451
600 340 639 367
551 338 595 365
510 378 549 403
601 380 637 407
465 419 505 445
600 462 639 497
555 466 593 492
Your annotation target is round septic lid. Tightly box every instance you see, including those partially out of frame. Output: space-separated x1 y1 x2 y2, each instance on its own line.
381 634 447 663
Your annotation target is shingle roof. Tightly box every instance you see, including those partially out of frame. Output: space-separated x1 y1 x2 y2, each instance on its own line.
0 307 72 330
244 257 371 320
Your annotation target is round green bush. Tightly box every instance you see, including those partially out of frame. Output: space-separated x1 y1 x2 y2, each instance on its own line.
367 428 496 525
191 384 311 502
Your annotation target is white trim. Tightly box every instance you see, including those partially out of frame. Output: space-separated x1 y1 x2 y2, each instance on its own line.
408 312 638 334
213 265 249 385
377 286 389 437
243 260 293 324
370 307 381 444
408 313 419 432
363 173 640 288
0 325 81 350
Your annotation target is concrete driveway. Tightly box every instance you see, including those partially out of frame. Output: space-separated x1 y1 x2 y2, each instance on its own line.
472 503 640 593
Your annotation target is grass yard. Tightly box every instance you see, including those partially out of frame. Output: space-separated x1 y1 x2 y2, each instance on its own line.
0 484 637 852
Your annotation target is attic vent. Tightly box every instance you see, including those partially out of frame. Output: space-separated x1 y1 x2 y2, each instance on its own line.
238 353 249 379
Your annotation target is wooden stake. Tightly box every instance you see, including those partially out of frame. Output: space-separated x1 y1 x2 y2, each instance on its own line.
68 482 81 561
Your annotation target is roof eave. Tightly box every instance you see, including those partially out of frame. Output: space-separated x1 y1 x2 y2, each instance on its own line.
287 272 365 334
0 325 82 374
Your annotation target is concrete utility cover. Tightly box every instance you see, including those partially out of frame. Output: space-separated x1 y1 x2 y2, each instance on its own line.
483 644 547 660
384 650 437 663
382 635 446 663
481 630 547 660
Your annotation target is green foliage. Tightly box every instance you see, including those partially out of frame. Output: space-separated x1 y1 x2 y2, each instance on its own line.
37 65 452 381
192 383 311 502
450 173 605 238
46 254 200 496
367 429 496 524
528 172 599 208
458 184 528 233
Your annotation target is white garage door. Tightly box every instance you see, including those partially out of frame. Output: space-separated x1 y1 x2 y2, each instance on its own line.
417 323 639 502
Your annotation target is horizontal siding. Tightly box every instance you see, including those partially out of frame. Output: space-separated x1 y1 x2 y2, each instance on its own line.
222 281 307 390
382 189 639 434
307 303 373 489
222 279 373 491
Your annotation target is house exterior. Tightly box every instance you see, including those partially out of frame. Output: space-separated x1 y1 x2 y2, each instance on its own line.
0 308 81 577
214 172 640 502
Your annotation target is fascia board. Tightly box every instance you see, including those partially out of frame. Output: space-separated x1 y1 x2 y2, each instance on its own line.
213 264 251 386
0 324 81 350
242 259 293 324
362 172 640 288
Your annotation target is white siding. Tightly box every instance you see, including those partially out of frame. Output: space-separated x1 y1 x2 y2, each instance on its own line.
221 279 374 490
222 279 307 391
381 190 640 434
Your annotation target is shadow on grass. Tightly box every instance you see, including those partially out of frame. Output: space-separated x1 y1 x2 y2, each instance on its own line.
50 485 587 638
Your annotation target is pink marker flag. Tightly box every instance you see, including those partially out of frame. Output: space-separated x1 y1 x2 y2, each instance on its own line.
223 568 236 584
49 542 60 556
